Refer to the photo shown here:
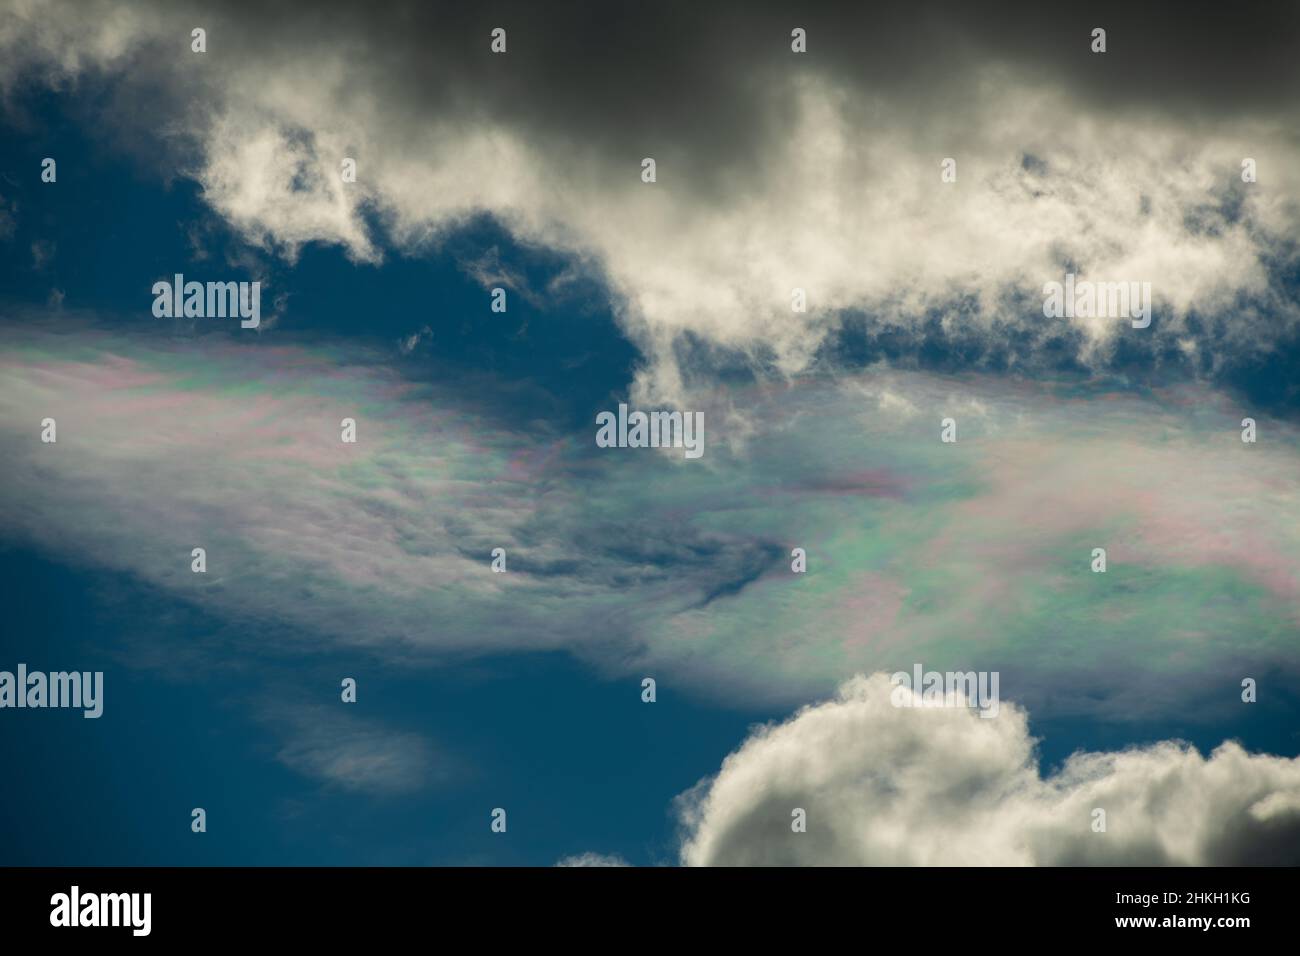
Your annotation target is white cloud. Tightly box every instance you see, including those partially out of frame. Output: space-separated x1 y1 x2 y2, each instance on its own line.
268 705 442 795
3 2 1298 407
198 115 377 264
257 70 1299 409
677 673 1300 865
555 852 631 867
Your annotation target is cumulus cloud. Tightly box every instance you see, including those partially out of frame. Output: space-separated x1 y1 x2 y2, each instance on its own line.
678 673 1300 865
2 0 1298 407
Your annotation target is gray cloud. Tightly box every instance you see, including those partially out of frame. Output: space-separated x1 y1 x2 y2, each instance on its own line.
16 1 1290 169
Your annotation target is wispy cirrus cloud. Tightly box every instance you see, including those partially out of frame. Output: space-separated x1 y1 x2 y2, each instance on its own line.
264 703 445 795
554 852 631 867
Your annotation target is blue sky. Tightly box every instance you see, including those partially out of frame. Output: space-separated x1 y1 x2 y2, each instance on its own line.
1 91 774 867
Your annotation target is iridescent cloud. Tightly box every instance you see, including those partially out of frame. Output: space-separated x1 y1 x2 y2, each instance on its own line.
2 323 1297 720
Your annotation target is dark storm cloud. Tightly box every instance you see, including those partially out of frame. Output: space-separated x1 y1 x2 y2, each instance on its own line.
13 0 1294 199
190 3 1293 199
203 0 1300 149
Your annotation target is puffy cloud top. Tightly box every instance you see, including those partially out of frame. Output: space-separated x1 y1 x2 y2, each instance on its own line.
678 673 1300 865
